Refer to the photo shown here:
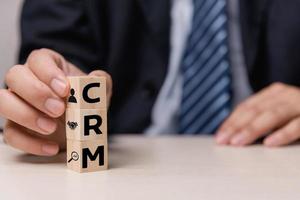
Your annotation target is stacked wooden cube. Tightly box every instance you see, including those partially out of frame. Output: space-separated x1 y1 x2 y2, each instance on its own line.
66 76 108 173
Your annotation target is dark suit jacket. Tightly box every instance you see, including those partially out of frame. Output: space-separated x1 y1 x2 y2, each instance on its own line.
19 0 300 133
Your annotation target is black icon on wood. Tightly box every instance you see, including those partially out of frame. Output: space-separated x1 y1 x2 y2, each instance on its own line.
84 115 103 136
82 146 104 168
83 83 101 103
68 88 77 103
67 121 78 130
68 151 79 163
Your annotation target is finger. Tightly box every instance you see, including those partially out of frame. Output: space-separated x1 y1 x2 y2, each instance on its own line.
216 99 275 145
89 70 113 107
230 104 299 146
215 109 259 145
218 83 284 133
4 121 59 156
26 48 70 97
216 83 285 144
0 89 57 135
5 65 65 118
264 117 300 147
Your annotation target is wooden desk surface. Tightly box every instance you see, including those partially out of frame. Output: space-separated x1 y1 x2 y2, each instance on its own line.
0 135 300 200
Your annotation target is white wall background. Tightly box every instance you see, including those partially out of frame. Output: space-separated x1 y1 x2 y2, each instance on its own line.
0 0 23 127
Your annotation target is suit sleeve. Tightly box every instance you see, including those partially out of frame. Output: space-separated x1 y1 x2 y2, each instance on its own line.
19 0 104 73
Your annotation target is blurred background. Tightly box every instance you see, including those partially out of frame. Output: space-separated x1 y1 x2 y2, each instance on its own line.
0 0 23 127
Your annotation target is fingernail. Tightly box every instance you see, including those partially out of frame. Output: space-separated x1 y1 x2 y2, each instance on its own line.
42 143 59 155
231 134 245 145
45 98 65 116
37 117 57 134
51 77 67 97
216 133 229 144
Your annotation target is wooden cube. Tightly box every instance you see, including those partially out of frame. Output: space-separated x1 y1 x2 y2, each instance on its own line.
67 140 108 173
66 108 107 141
66 76 106 109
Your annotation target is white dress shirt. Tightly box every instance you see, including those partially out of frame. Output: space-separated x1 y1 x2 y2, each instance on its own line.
145 0 252 135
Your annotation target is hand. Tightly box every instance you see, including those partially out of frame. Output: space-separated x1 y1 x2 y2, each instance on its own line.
0 48 113 156
216 82 300 147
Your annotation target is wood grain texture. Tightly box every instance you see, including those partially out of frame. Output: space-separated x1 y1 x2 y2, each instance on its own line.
66 76 108 173
66 76 106 109
66 108 107 141
67 139 108 173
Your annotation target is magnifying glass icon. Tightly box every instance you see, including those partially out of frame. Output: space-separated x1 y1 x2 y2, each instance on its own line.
68 151 79 163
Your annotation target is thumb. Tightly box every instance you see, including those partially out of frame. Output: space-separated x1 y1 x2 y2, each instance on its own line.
88 70 113 108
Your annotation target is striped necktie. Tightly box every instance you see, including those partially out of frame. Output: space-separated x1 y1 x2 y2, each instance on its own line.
179 0 232 134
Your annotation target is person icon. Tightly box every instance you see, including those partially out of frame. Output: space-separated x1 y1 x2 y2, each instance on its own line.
68 88 77 103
